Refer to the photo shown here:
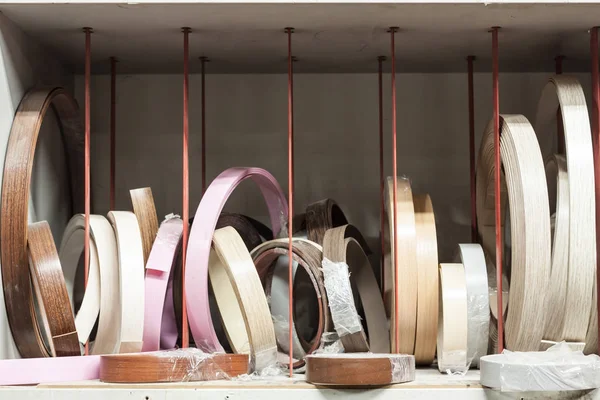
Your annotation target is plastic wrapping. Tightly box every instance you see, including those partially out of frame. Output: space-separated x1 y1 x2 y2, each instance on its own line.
480 342 600 391
321 257 362 338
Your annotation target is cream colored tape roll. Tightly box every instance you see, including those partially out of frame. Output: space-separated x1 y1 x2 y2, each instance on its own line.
413 194 438 365
107 211 145 353
437 263 467 373
208 226 277 371
59 215 120 354
543 155 569 342
535 76 595 343
486 251 509 355
384 176 417 355
458 244 489 368
476 115 551 351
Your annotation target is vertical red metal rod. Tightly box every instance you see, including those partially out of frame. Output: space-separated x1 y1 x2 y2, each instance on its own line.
285 26 294 377
110 57 116 211
181 27 191 349
555 55 565 155
389 26 399 353
200 57 208 194
467 56 476 243
590 26 600 355
82 27 92 356
491 26 503 353
378 55 386 295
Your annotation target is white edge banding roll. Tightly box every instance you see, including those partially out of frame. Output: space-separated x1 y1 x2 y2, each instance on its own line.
458 244 489 368
107 211 145 353
437 263 468 374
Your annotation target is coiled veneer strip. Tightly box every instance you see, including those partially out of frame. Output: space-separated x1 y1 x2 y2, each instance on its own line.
437 263 468 373
305 353 415 386
208 226 277 371
59 214 120 354
130 187 159 265
322 225 389 353
100 350 249 383
185 167 287 353
107 211 145 353
1 88 84 357
28 221 79 357
383 176 417 354
413 194 438 364
535 76 595 344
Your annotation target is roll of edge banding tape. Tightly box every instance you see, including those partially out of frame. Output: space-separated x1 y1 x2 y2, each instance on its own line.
185 167 288 353
107 211 145 353
130 187 159 265
437 263 468 373
458 244 489 368
60 214 121 354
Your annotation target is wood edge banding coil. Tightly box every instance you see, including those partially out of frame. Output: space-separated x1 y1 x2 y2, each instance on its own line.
130 187 159 265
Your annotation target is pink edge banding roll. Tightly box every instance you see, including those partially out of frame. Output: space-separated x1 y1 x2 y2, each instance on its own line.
185 167 288 352
142 216 183 352
0 355 101 385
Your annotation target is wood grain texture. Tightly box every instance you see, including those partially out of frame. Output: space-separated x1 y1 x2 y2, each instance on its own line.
322 224 389 353
1 88 84 357
100 350 249 383
28 221 80 357
305 353 415 386
383 176 418 355
130 187 159 265
412 194 439 365
477 115 551 351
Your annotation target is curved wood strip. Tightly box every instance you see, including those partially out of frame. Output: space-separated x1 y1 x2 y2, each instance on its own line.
383 176 417 354
322 225 389 353
305 353 415 386
412 194 439 365
1 88 84 357
100 350 248 383
130 187 159 265
437 263 467 373
28 221 79 357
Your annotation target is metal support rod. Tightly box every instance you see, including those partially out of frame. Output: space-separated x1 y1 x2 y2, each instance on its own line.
82 26 92 356
389 26 399 353
110 57 117 211
200 56 209 194
555 55 565 155
285 26 295 377
491 26 503 353
467 55 476 243
591 26 600 355
378 55 386 295
181 26 191 349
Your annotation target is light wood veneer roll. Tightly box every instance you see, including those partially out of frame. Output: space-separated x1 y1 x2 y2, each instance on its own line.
383 176 418 354
322 225 389 353
107 211 145 353
412 194 438 365
28 221 79 357
130 187 159 265
100 350 249 383
1 88 84 357
535 76 595 345
209 226 277 371
437 263 468 373
305 353 415 386
476 115 551 351
543 155 569 341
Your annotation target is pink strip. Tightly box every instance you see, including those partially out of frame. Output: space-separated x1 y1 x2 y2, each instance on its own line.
0 355 100 385
142 217 183 352
185 167 288 352
160 278 178 350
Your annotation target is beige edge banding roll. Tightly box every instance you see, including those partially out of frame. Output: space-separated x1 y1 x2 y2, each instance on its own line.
476 115 551 351
107 211 145 353
208 226 277 371
535 76 595 345
412 194 438 365
384 176 418 354
59 214 121 354
437 263 467 373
